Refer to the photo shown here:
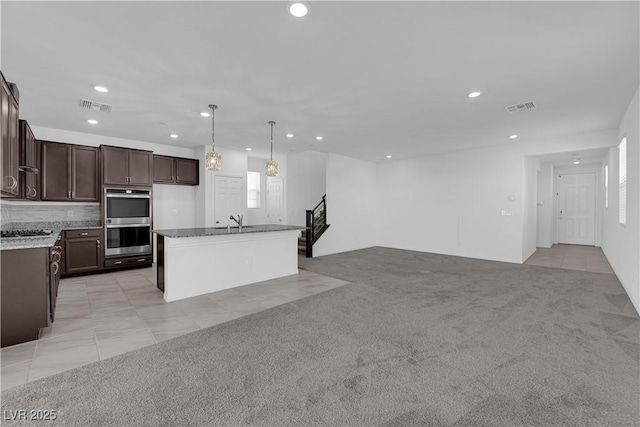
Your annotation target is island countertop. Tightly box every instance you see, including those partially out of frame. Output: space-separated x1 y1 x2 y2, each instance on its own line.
153 224 306 238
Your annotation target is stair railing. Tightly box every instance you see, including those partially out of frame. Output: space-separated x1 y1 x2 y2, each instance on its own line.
305 194 327 258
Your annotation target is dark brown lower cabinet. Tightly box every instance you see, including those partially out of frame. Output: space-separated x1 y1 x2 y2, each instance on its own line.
1 247 56 347
63 229 103 275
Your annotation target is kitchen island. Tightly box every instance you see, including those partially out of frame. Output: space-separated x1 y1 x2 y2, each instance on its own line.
153 225 306 302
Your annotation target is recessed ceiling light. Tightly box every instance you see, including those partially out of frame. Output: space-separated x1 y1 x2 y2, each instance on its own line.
87 119 98 124
93 85 109 93
386 155 392 159
200 112 210 117
509 134 518 139
316 136 323 140
468 91 481 98
573 161 580 165
286 133 294 138
170 134 178 138
289 2 308 17
245 148 252 151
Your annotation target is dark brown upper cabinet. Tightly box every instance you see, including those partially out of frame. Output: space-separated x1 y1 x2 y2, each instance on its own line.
41 141 99 202
102 145 153 187
1 73 19 198
19 120 39 200
153 155 199 186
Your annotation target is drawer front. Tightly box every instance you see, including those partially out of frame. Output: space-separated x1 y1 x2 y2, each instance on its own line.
64 229 101 239
105 255 152 268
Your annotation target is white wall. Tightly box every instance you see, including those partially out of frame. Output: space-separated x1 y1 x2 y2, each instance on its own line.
313 154 377 257
522 156 540 261
536 162 555 248
286 151 327 226
377 145 525 263
602 87 639 314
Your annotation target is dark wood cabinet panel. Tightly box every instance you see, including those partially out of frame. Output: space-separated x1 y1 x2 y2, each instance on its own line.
153 155 174 183
102 145 129 186
153 155 199 185
102 145 152 187
41 141 71 200
41 141 99 202
129 149 153 186
176 158 198 185
65 236 102 274
20 121 39 200
1 248 50 347
1 74 19 197
71 145 99 201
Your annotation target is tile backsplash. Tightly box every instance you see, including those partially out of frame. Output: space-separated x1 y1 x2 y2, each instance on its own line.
1 201 100 228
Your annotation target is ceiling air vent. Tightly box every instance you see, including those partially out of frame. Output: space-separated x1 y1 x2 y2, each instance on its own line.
79 99 113 113
505 101 536 114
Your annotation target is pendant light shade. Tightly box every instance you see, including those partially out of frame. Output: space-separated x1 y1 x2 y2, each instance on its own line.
205 104 222 171
266 120 278 177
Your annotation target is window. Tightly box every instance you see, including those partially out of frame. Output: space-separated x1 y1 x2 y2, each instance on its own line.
604 165 609 209
619 137 627 225
247 171 260 209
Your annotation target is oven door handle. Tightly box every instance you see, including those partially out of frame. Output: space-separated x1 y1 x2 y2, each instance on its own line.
105 194 151 199
105 224 151 229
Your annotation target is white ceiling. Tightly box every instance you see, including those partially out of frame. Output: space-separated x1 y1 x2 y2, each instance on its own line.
2 1 638 162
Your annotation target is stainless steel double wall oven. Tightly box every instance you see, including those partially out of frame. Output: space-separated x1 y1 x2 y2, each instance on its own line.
104 188 152 257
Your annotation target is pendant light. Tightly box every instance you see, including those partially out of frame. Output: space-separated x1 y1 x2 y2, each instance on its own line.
266 120 278 177
205 104 222 171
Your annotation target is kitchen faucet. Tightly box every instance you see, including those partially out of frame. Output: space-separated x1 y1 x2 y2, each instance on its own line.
230 215 243 232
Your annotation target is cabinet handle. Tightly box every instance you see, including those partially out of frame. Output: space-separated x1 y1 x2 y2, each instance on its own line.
9 176 17 190
30 187 37 197
26 184 31 195
114 261 122 265
80 232 89 236
96 239 100 248
137 258 146 262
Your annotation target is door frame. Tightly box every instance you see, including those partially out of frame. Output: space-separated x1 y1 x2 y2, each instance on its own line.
554 171 598 246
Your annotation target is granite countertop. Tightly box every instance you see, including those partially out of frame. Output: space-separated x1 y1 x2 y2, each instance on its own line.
153 224 306 238
0 221 102 250
0 231 62 251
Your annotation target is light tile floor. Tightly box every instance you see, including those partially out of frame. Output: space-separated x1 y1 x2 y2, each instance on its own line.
524 244 615 274
1 265 348 390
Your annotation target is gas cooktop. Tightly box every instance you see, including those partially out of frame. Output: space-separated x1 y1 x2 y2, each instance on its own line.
1 229 53 238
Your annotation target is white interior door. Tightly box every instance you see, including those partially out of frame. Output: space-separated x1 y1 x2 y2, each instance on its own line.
214 175 242 226
557 173 596 245
267 179 284 224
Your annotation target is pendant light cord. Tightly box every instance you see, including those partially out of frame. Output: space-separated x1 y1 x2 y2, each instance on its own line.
209 104 218 151
269 120 276 161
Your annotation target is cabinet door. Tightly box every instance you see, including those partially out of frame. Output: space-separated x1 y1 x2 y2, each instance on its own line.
41 141 71 201
153 155 175 183
1 79 19 197
102 145 129 186
20 121 39 200
176 158 199 185
7 95 19 196
1 81 10 195
129 149 153 186
64 237 102 274
71 146 99 201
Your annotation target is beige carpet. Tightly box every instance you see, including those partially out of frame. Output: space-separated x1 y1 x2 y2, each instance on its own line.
1 247 638 426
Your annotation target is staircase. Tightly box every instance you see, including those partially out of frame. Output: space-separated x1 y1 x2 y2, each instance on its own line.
298 194 330 258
